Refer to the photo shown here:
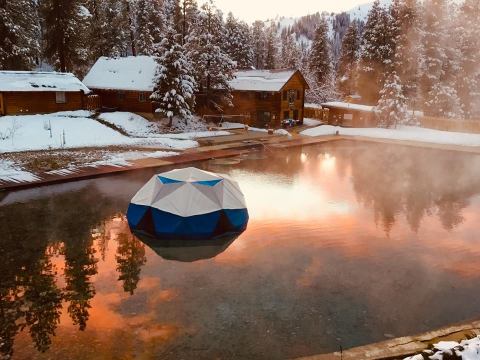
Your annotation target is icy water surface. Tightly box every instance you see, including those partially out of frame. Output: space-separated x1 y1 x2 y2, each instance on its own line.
2 140 480 359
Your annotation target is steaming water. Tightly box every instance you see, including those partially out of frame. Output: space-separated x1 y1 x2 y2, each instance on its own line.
2 140 480 359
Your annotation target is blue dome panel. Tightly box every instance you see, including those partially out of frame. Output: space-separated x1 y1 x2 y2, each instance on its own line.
126 203 150 227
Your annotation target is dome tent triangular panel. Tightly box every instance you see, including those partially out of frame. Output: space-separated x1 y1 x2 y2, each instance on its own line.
127 167 249 240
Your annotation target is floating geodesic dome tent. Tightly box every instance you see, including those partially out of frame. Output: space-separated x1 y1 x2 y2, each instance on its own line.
127 167 249 240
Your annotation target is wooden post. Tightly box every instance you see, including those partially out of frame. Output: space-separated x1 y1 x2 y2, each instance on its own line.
0 93 4 115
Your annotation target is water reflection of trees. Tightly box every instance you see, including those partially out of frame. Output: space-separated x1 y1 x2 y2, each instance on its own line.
116 233 146 295
348 143 480 233
0 184 147 358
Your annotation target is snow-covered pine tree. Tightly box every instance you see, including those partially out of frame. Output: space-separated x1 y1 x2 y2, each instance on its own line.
41 0 91 73
0 0 40 70
251 21 267 69
357 0 395 104
390 0 421 105
187 1 235 111
376 72 408 128
306 17 333 103
224 13 253 69
453 0 480 118
180 0 199 45
337 21 360 96
151 0 196 127
264 22 279 69
420 0 462 118
280 33 301 69
135 0 163 55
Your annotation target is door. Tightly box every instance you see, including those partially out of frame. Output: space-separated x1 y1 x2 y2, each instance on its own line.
256 111 271 128
0 93 4 115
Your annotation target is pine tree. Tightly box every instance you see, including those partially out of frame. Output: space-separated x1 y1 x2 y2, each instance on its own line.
0 0 40 70
337 21 360 96
264 22 279 69
187 1 235 111
420 0 462 118
41 0 91 73
135 0 163 55
151 0 196 126
454 0 480 118
85 0 135 61
280 33 301 69
251 21 266 69
306 18 333 103
180 0 199 45
224 13 253 69
376 72 409 128
357 0 395 104
390 0 420 105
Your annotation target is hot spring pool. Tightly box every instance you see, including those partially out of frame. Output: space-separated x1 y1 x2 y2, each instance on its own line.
2 140 480 359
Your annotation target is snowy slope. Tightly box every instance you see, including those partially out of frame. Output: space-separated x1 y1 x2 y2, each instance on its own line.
301 125 480 147
0 111 198 152
348 0 392 21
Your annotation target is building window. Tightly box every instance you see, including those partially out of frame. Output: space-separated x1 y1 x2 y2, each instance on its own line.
288 89 296 104
284 111 290 119
138 92 147 102
257 92 269 100
55 91 66 104
117 91 125 101
293 109 299 120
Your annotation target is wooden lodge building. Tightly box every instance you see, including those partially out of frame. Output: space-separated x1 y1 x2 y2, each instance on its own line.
225 69 309 128
83 56 309 128
0 71 90 115
321 101 377 127
83 56 158 113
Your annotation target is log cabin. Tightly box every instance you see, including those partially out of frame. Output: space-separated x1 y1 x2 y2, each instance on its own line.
224 69 309 128
321 101 378 127
83 56 157 113
83 56 309 128
0 71 90 115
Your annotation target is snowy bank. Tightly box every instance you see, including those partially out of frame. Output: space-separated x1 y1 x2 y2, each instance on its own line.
404 336 480 359
301 125 480 147
0 159 39 183
0 111 199 152
248 127 292 136
303 118 323 127
98 112 231 139
98 112 160 137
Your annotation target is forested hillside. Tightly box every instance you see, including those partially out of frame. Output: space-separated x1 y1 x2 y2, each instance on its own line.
1 0 479 123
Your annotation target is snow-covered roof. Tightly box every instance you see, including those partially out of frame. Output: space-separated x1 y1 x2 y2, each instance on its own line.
321 101 375 112
0 71 90 93
83 56 158 92
229 69 298 92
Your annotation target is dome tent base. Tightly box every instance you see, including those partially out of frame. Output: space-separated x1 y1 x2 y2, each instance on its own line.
127 203 248 240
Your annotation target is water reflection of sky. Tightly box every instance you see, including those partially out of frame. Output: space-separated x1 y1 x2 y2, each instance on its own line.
3 141 480 359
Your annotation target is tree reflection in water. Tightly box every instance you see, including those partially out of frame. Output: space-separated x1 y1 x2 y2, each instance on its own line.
0 185 148 358
116 232 147 295
2 141 480 358
345 143 480 234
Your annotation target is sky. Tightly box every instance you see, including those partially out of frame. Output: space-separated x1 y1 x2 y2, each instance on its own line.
198 0 372 23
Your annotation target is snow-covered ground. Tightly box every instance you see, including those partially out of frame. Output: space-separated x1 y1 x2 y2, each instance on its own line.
98 112 160 137
220 122 246 130
0 111 232 153
404 336 480 359
303 118 322 127
301 125 480 147
0 159 39 183
248 127 292 136
0 149 178 183
98 112 231 139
